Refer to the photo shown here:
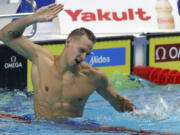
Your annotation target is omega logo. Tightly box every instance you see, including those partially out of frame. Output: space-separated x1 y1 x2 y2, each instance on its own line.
169 47 180 59
4 56 23 69
156 47 166 60
11 56 17 63
155 44 180 62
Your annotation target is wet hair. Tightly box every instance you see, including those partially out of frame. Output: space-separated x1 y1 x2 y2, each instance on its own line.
67 27 96 44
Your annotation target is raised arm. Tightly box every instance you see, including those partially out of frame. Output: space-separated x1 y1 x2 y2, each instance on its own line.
0 3 63 63
95 70 136 112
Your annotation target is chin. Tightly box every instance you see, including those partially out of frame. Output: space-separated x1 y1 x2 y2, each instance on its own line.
70 63 78 67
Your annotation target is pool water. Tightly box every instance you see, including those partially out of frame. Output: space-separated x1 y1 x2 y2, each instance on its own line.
0 75 180 135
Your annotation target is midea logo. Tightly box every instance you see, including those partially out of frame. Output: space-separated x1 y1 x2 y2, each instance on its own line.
4 56 23 69
89 55 110 65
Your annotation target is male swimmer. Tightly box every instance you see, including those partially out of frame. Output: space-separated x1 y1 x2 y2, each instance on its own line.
0 3 136 121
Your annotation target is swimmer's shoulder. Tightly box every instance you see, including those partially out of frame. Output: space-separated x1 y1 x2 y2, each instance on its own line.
79 62 108 89
79 62 107 79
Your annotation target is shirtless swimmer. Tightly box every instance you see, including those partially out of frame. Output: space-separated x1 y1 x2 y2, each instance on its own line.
0 3 136 121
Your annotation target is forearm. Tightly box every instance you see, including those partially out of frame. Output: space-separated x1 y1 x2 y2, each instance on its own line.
0 14 37 41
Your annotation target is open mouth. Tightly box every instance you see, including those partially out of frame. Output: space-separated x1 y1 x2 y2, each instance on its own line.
75 59 81 64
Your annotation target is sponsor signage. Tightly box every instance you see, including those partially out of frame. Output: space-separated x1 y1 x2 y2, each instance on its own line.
64 9 151 22
155 44 180 62
4 56 23 69
85 48 126 67
0 46 27 89
149 35 180 71
56 0 180 34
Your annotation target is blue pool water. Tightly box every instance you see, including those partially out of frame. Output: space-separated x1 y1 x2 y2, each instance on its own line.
0 75 180 135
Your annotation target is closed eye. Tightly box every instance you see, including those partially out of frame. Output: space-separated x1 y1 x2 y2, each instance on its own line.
79 48 92 57
80 48 86 53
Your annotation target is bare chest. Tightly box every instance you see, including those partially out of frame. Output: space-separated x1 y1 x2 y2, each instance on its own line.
34 65 95 102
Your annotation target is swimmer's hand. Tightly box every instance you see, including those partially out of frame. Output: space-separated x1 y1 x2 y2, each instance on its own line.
33 3 64 22
121 98 136 112
112 95 136 112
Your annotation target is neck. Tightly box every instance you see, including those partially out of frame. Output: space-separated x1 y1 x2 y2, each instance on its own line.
58 51 78 73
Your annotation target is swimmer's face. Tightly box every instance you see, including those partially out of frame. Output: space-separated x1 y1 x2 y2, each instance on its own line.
65 35 94 67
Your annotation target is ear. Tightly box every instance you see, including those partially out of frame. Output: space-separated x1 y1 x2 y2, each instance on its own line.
65 37 72 48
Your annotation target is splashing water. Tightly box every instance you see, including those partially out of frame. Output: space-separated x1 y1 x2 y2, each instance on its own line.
132 97 170 121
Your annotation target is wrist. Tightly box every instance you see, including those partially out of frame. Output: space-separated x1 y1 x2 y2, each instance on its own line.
31 13 39 23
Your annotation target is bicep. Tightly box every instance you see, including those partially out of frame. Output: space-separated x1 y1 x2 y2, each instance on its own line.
4 36 52 63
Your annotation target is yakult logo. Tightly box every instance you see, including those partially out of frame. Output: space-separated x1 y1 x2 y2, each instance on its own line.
4 56 23 69
155 44 180 62
65 8 151 22
89 55 110 66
